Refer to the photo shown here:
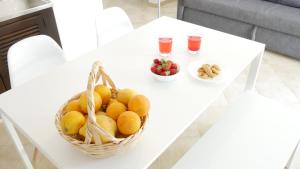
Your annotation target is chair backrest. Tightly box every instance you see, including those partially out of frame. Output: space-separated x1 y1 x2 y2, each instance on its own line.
51 0 103 60
7 35 65 87
96 7 134 47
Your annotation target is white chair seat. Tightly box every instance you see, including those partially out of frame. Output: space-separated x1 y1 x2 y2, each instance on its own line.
173 92 300 169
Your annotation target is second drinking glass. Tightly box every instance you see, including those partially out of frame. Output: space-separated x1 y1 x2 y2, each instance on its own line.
188 35 201 54
159 37 173 57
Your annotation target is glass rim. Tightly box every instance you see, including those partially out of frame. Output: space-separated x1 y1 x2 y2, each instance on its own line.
159 37 173 42
187 35 202 38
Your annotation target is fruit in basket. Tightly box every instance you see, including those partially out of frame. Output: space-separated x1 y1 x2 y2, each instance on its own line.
65 99 81 112
106 102 127 120
117 88 137 105
96 114 117 134
61 111 85 135
95 85 111 105
78 124 86 137
79 114 117 143
151 59 179 76
117 111 141 135
108 99 118 106
79 91 102 114
56 61 152 151
128 95 150 117
96 111 106 116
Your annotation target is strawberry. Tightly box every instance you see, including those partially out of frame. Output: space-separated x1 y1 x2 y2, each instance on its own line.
151 59 178 76
151 66 156 73
166 61 172 70
171 63 177 69
160 71 166 76
170 69 177 75
157 65 162 70
154 59 160 64
156 65 163 74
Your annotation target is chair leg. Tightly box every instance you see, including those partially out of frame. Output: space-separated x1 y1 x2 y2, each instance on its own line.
284 140 300 169
32 147 39 163
1 113 34 169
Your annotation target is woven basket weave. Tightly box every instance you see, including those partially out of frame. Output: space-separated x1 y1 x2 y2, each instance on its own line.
55 61 148 158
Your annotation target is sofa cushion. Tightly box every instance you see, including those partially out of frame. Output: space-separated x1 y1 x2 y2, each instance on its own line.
183 0 300 37
264 0 300 8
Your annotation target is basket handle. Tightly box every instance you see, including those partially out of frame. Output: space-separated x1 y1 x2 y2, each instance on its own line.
84 61 122 145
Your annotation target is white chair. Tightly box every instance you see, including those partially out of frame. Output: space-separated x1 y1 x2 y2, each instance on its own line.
8 35 65 87
1 35 66 169
172 92 300 169
95 7 134 47
51 0 103 61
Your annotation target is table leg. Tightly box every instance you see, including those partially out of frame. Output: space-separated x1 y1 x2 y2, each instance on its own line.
244 50 264 91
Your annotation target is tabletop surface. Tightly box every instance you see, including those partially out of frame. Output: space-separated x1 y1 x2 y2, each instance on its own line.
172 92 300 169
0 17 264 169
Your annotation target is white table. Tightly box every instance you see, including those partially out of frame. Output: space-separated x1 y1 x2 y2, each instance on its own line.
0 17 265 169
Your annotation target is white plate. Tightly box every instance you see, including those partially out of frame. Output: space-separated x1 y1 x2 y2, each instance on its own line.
187 60 225 84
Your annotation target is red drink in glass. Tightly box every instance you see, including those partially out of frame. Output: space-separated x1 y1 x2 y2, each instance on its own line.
188 36 201 54
159 37 172 56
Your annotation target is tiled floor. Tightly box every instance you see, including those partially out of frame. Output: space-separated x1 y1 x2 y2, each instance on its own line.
1 0 300 168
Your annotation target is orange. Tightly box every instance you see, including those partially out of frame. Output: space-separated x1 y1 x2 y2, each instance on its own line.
106 102 127 120
108 99 118 106
117 111 141 135
128 95 150 117
116 88 136 105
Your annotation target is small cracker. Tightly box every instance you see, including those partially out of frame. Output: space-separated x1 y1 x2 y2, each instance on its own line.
211 67 219 75
200 74 210 79
212 64 221 71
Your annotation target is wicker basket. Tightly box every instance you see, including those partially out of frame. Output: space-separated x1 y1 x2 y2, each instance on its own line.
55 61 148 158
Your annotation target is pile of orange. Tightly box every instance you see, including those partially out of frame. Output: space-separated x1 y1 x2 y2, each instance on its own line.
60 85 150 143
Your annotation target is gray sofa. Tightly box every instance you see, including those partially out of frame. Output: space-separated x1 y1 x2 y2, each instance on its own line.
177 0 300 59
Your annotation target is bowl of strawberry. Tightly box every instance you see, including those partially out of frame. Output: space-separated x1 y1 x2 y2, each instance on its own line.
151 58 180 82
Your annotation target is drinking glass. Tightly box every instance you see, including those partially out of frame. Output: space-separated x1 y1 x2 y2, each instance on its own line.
188 35 201 54
159 37 172 57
